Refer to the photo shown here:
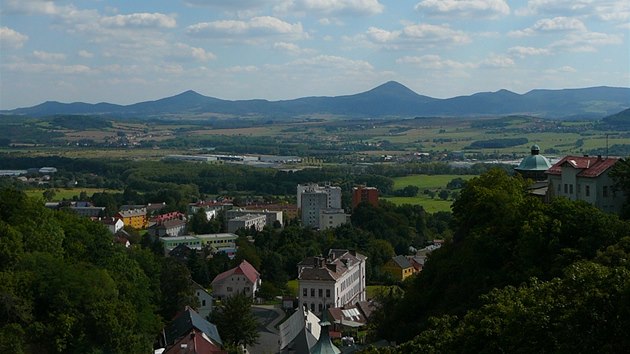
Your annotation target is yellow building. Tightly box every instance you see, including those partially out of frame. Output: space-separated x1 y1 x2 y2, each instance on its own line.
382 255 414 281
116 208 148 229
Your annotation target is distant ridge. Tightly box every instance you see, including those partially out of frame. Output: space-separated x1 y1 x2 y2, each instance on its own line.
2 82 629 119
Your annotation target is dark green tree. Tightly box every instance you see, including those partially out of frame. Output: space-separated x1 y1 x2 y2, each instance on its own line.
211 293 259 349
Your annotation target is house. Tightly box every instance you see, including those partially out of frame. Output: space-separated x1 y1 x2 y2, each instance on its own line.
326 303 369 334
168 244 195 263
226 208 284 227
382 255 415 281
116 208 148 229
318 209 349 230
158 307 224 354
297 249 367 315
226 214 267 233
211 260 261 300
160 233 238 255
193 281 214 319
99 217 124 234
147 218 187 238
279 306 321 354
546 155 625 214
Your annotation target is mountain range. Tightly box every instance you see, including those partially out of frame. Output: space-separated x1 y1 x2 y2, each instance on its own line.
3 81 629 120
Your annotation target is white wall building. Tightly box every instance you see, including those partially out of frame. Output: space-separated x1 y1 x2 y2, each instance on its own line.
546 156 625 214
227 214 267 233
297 249 367 315
226 208 283 227
298 183 343 229
319 209 350 230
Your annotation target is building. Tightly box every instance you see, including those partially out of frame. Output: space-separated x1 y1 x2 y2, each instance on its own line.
160 233 239 254
279 307 322 354
226 208 283 227
546 155 625 214
298 183 343 229
297 249 367 315
188 200 233 220
116 208 148 229
211 260 261 300
515 144 552 181
193 281 214 319
147 218 187 238
227 213 267 233
352 185 379 208
158 307 224 354
319 209 349 230
382 255 415 281
100 217 124 234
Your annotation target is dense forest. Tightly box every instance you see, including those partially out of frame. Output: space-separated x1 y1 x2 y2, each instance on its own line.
363 169 630 353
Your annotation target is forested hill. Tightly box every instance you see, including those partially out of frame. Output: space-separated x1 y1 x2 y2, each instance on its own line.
0 189 199 352
3 82 629 119
364 169 630 353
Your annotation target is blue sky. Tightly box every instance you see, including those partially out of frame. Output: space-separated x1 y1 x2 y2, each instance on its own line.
1 0 628 109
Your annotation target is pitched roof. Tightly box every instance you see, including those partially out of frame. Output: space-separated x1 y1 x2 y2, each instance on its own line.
391 255 412 269
299 250 366 282
164 307 222 346
279 308 321 352
546 156 620 178
211 260 260 285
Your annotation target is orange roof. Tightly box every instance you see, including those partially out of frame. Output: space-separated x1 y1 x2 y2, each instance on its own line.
546 156 620 178
211 260 260 285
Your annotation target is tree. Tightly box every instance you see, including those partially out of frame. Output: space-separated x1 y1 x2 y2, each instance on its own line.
42 189 56 201
211 292 259 349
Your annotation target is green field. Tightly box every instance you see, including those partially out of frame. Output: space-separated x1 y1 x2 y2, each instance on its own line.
391 174 475 190
383 196 454 213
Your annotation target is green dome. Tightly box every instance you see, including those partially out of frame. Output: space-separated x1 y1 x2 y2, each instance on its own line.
515 154 551 171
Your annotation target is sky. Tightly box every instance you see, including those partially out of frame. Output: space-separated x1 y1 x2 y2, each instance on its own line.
0 0 629 110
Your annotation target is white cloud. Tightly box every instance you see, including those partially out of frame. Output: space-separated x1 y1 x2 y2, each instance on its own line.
33 50 66 61
273 41 314 55
225 65 259 73
174 43 217 61
507 46 551 57
78 50 94 58
187 16 306 40
516 0 630 22
509 17 587 37
287 55 374 71
415 0 510 18
550 31 622 52
275 0 384 16
0 26 29 48
365 23 470 49
5 62 92 74
183 0 270 8
100 13 177 28
481 54 515 68
396 55 475 69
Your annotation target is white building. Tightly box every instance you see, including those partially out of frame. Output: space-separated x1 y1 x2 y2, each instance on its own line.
298 183 343 229
227 214 267 233
297 249 367 315
192 281 214 319
546 155 625 214
226 208 283 227
211 260 261 300
319 209 349 230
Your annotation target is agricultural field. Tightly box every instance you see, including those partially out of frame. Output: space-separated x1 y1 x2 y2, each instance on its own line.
384 174 476 213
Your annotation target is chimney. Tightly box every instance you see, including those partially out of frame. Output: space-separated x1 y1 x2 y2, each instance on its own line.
597 155 602 161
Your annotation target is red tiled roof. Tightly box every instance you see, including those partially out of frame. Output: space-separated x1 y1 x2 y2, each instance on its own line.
546 156 620 178
211 260 260 285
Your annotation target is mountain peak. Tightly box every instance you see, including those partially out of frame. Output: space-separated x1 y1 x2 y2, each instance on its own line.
365 81 420 97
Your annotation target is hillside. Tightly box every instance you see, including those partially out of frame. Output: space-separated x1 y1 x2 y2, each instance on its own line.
602 108 630 129
2 82 629 119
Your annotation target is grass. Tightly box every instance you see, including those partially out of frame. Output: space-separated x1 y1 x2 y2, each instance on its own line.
383 196 454 213
286 279 298 297
391 174 475 190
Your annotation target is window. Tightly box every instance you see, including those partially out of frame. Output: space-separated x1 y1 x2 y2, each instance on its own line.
557 183 561 192
311 288 315 297
326 289 331 298
303 288 307 297
586 185 590 197
577 184 581 194
227 287 233 292
202 300 206 306
318 289 323 297
564 184 568 193
569 184 573 194
603 186 608 197
318 303 323 312
310 303 315 312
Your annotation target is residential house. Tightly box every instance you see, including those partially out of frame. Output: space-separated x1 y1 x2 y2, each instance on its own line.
279 306 321 354
158 307 224 354
168 244 194 263
226 208 283 227
382 255 414 281
298 249 367 315
211 260 261 300
147 218 187 238
546 155 625 214
193 281 214 319
99 217 124 234
189 200 233 220
116 208 148 229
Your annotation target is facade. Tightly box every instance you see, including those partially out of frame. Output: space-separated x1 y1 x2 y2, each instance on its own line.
382 255 415 281
299 183 344 229
514 144 552 181
116 208 148 229
100 217 124 234
319 209 350 230
211 260 261 300
193 281 214 319
227 213 267 233
351 186 379 208
226 208 283 227
297 249 367 315
546 155 625 214
147 218 187 238
159 233 238 254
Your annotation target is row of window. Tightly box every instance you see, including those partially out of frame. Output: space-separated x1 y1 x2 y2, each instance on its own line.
558 183 615 198
302 287 331 298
